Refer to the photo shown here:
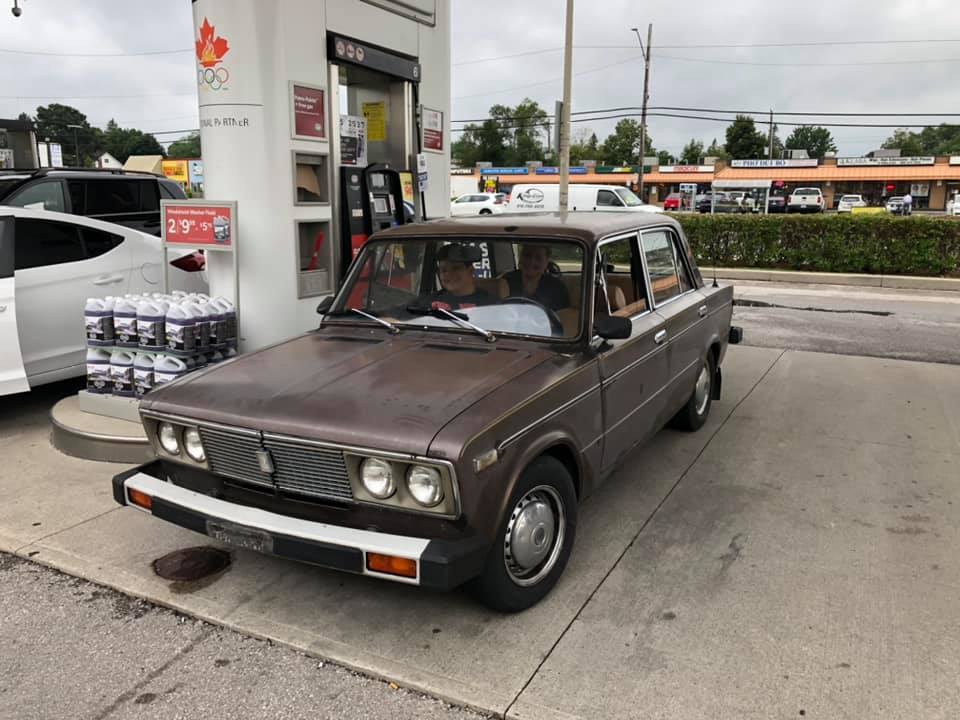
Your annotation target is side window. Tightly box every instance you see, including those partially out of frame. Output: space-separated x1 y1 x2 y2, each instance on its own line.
140 181 160 212
14 218 85 270
597 235 647 317
159 182 178 200
455 196 471 203
642 230 694 304
596 190 621 207
85 180 140 215
81 227 124 260
68 180 85 214
8 181 65 212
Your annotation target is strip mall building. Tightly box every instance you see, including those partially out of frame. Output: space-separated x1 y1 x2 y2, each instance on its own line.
457 155 960 210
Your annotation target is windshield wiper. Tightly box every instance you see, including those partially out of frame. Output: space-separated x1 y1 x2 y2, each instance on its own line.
349 308 400 334
406 304 495 343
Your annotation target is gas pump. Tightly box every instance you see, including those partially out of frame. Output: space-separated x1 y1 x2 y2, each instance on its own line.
339 163 406 275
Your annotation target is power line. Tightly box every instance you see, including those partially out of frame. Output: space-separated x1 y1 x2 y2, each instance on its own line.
0 91 196 99
658 53 960 68
0 46 192 57
453 38 960 65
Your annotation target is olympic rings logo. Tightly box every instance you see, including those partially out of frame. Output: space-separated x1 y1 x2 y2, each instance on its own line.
197 66 230 90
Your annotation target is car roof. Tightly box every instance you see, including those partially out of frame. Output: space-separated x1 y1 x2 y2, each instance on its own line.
373 212 680 247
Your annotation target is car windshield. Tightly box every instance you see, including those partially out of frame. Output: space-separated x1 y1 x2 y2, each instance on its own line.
329 238 586 340
614 188 644 207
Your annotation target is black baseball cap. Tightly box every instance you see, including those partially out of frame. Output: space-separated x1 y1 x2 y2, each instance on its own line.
436 243 482 264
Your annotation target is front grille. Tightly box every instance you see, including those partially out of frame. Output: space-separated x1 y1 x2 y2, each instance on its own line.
199 426 273 489
264 436 353 501
197 425 353 502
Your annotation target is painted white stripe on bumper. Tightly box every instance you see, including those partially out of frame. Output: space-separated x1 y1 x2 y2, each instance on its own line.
124 473 431 584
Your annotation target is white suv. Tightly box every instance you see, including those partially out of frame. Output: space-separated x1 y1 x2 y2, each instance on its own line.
837 194 867 213
449 193 505 217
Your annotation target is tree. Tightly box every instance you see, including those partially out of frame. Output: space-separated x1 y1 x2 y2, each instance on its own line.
704 137 729 162
167 132 201 159
100 119 165 162
881 125 960 156
32 103 101 166
724 115 767 159
489 98 548 165
679 139 704 165
657 150 674 166
785 126 837 159
569 128 599 165
600 119 647 165
452 119 509 167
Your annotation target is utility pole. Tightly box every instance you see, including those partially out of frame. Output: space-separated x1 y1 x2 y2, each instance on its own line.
633 24 652 201
768 110 774 160
558 0 574 212
67 124 83 167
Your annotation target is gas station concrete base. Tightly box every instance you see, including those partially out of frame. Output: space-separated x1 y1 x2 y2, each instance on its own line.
2 347 959 719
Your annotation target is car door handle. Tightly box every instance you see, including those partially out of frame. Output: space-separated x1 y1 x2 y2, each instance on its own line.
93 274 124 286
654 329 667 344
0 305 6 313
698 305 708 317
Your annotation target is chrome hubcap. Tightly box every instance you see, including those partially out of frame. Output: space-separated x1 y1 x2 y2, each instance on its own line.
504 485 565 587
694 363 710 415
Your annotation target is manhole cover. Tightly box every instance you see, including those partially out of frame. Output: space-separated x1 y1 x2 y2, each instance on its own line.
153 546 231 582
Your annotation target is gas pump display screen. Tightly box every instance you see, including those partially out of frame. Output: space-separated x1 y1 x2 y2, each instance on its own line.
373 197 390 214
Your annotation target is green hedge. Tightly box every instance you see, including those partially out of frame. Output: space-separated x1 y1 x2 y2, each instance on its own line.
672 214 960 277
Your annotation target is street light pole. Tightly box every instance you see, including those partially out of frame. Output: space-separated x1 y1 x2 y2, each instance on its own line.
67 123 82 167
558 0 574 212
633 24 652 201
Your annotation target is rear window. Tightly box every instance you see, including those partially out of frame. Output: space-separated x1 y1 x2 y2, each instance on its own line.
85 179 140 215
795 188 821 195
841 195 861 202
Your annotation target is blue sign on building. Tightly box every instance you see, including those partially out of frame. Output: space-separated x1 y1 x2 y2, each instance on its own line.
535 166 588 174
480 167 530 175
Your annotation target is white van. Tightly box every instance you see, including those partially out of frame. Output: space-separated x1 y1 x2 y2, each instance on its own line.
507 184 663 214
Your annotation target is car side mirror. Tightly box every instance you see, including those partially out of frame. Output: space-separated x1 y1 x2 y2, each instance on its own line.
316 296 334 315
594 314 632 340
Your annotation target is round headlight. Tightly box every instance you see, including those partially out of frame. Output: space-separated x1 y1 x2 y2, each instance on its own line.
158 422 180 455
361 458 395 499
183 427 205 463
406 465 444 507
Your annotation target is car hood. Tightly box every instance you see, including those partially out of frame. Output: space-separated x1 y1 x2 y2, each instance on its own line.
142 330 553 456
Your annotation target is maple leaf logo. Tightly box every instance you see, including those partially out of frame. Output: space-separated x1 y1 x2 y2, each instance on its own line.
195 18 229 68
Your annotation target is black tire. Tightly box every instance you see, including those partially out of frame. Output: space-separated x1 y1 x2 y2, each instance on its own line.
469 456 577 613
672 351 715 432
479 208 493 215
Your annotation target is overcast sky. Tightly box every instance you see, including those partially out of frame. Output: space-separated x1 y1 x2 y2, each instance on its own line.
1 0 956 157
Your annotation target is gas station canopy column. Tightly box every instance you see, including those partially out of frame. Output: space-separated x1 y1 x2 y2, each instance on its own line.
192 0 450 351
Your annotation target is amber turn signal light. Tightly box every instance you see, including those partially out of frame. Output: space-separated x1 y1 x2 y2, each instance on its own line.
366 553 417 579
128 489 153 511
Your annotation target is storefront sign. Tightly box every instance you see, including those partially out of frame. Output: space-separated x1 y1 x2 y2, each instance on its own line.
362 101 386 143
595 165 639 174
328 33 421 83
837 156 935 166
659 165 714 173
451 168 475 175
339 115 367 167
949 156 960 165
163 203 235 247
162 160 190 183
535 166 588 174
422 106 443 152
291 84 326 140
480 167 529 175
730 159 818 168
910 183 930 197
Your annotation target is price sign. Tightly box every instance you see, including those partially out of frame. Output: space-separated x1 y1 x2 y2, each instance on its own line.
163 203 234 247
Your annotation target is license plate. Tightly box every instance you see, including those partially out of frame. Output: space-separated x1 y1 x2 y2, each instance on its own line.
801 204 807 208
207 519 274 554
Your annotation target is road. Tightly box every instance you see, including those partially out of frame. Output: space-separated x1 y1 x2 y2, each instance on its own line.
729 280 960 365
0 553 489 720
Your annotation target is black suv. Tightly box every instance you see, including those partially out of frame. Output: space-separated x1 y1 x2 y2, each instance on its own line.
0 168 186 236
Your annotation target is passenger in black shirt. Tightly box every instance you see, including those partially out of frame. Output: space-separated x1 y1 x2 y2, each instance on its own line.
430 243 494 310
499 244 570 311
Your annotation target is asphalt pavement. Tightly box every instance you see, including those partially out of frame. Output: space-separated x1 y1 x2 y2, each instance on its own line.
0 553 490 720
729 280 960 365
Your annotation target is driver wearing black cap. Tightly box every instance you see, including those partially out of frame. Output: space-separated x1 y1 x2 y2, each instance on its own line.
430 243 494 311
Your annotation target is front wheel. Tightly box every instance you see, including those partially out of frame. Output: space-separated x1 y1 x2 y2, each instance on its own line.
469 456 577 613
672 352 715 432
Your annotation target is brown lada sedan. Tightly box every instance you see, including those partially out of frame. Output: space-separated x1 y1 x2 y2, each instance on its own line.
113 213 741 612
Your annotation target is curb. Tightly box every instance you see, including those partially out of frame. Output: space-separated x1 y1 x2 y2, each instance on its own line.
708 267 960 292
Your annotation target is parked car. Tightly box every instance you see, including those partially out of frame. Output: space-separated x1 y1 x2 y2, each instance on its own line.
508 184 662 214
0 168 186 236
837 194 867 213
663 192 682 211
0 207 207 396
111 213 741 612
767 195 787 213
885 196 905 215
450 193 505 216
787 187 824 213
697 191 732 213
946 195 960 216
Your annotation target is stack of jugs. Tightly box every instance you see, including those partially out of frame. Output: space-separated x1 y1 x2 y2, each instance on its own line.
133 352 156 398
165 302 196 355
109 349 136 397
154 355 189 387
210 297 237 349
85 348 112 394
113 297 140 348
84 297 116 346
